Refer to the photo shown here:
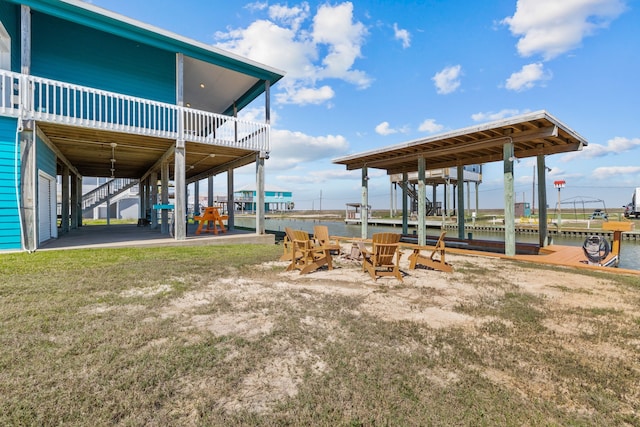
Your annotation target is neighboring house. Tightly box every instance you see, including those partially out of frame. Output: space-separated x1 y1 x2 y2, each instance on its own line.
234 184 293 213
0 0 284 251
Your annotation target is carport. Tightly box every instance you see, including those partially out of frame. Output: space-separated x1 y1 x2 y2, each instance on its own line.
333 111 589 256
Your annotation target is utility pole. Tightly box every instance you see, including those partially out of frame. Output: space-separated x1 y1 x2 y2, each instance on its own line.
319 190 322 211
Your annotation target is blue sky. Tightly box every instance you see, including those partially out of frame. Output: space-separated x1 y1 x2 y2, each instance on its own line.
87 0 640 211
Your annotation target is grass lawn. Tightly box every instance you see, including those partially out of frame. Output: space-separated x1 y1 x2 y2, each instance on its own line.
1 244 639 425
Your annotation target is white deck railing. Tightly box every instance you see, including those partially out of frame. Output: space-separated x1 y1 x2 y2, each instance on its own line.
0 70 269 152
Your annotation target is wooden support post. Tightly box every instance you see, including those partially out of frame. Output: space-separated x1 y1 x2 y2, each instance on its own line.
537 154 549 247
150 172 158 229
504 140 516 256
361 166 369 240
161 162 169 234
20 123 36 251
61 165 70 234
72 175 81 229
402 172 408 235
208 176 214 207
457 165 465 240
418 157 426 246
174 140 186 240
227 167 234 230
193 180 200 214
256 153 265 234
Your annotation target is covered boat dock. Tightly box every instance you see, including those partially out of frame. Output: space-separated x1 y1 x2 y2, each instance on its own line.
333 111 589 256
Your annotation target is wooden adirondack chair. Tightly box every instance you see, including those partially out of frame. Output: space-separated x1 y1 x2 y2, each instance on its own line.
313 225 341 254
360 232 403 282
286 229 333 275
408 231 453 273
280 227 296 261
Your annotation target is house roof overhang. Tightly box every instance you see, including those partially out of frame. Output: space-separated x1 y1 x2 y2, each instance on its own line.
333 111 588 175
10 0 285 114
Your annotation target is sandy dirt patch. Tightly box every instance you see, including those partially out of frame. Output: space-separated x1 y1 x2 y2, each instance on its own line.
150 246 639 415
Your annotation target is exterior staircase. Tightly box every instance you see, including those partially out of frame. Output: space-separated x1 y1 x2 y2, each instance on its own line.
82 178 139 215
397 181 435 215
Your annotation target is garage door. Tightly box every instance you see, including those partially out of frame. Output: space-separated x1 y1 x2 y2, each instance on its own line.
38 172 57 243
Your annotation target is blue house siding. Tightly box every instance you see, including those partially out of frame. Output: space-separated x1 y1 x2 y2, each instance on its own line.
0 116 21 250
31 12 176 104
235 189 292 212
0 1 20 72
36 133 55 177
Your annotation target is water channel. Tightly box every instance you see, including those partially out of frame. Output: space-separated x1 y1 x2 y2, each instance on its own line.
235 217 640 271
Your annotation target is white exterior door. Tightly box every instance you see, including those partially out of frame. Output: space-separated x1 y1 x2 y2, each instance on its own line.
38 172 57 243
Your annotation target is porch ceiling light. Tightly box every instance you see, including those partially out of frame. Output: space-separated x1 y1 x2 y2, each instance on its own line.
200 83 205 88
189 153 217 170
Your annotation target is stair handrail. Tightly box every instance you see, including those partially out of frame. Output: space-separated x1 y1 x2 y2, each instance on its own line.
82 178 138 211
397 181 434 215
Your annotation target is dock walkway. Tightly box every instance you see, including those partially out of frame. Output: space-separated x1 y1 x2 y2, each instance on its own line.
345 218 640 240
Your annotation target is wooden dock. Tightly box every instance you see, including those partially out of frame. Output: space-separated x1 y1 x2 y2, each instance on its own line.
444 244 640 276
332 234 640 276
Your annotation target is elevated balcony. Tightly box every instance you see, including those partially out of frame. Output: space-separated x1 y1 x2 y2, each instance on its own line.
1 69 270 179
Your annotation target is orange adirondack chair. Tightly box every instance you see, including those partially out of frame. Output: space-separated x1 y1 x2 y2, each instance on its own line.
360 232 403 282
407 231 453 273
286 229 333 275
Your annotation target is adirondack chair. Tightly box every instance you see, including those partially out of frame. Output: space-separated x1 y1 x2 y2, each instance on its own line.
408 231 453 273
313 225 341 254
360 232 403 282
286 229 333 275
280 227 296 261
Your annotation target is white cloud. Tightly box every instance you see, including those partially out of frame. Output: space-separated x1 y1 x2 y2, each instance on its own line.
591 166 640 180
375 121 396 136
432 65 462 94
608 136 640 152
276 168 359 184
215 2 371 106
245 1 268 12
267 129 350 170
502 0 626 60
215 20 316 81
561 137 640 161
471 109 530 122
393 23 411 48
418 119 444 133
374 121 409 136
274 168 387 190
275 85 335 105
504 62 551 91
268 3 310 32
312 2 371 88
